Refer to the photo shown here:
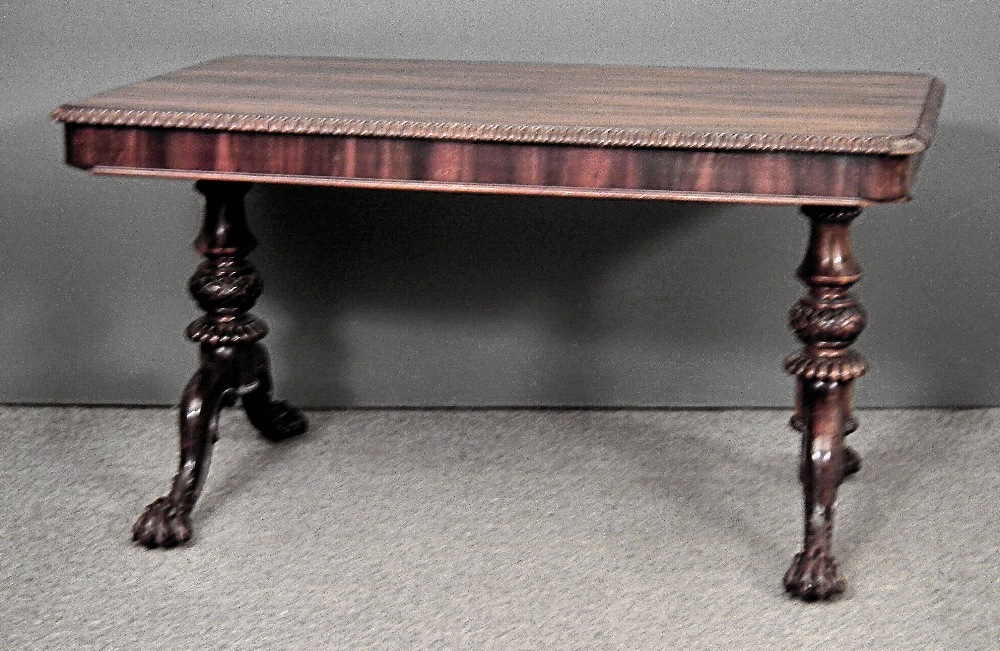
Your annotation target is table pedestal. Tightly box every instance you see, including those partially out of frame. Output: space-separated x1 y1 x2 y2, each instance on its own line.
132 181 307 548
783 206 867 599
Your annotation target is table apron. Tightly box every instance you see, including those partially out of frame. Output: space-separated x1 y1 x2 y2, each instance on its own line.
65 125 916 204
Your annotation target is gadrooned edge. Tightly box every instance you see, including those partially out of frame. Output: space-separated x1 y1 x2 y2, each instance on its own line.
50 105 930 155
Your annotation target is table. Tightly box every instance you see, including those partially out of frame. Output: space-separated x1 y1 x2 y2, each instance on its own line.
54 56 943 601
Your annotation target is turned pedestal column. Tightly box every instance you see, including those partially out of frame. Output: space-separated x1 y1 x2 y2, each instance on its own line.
132 181 307 548
783 205 868 600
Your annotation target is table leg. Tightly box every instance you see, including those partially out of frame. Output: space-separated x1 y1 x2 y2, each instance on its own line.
782 205 867 600
132 181 307 548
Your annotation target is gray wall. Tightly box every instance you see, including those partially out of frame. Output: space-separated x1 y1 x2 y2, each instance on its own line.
2 1 998 407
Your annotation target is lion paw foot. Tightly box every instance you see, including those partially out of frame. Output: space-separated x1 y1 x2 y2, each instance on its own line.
784 546 845 601
247 399 308 442
132 497 193 548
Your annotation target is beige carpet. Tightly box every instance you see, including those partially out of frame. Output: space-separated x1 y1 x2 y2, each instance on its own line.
1 406 997 649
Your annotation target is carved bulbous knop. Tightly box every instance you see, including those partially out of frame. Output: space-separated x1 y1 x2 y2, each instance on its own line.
789 299 867 348
189 259 263 314
186 257 268 346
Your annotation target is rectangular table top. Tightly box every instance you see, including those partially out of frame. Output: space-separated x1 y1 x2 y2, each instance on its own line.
55 56 944 205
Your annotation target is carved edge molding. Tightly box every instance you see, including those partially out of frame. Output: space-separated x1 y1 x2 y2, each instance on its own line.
185 316 268 346
51 106 929 155
784 349 868 383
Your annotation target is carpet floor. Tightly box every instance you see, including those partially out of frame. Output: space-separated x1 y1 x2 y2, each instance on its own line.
1 406 997 650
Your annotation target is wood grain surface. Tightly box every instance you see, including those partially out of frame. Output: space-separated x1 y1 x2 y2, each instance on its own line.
54 56 941 154
64 124 918 204
55 56 943 204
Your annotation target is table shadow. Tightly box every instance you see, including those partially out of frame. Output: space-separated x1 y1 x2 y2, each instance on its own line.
248 186 744 407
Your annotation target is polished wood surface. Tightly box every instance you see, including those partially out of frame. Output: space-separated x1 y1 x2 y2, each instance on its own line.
55 56 939 153
55 56 943 205
62 125 922 205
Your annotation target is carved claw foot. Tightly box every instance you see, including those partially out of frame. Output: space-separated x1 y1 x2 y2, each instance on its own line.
783 543 846 601
132 496 193 548
245 398 308 442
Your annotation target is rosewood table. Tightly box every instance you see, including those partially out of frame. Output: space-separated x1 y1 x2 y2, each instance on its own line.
54 56 943 601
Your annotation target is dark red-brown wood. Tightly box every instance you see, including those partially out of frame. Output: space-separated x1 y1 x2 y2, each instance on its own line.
64 124 920 204
132 181 306 548
783 206 867 600
54 57 944 600
54 56 944 205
